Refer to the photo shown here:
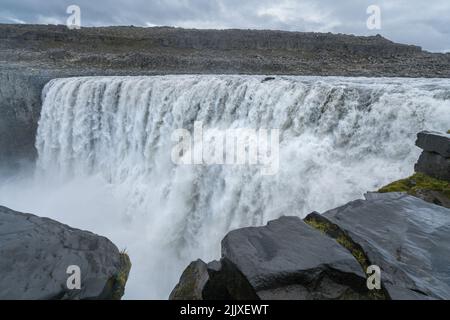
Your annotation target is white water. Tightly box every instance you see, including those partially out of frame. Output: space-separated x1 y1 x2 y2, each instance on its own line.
1 75 449 299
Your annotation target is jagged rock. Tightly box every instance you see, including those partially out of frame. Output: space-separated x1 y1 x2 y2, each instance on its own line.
317 192 450 300
222 216 374 300
0 205 131 300
171 216 375 300
415 151 450 181
416 131 450 158
169 260 209 300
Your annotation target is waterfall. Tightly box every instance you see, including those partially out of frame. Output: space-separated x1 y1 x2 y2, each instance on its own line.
31 75 450 298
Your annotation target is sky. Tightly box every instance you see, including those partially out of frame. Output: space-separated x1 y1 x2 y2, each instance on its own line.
0 0 449 52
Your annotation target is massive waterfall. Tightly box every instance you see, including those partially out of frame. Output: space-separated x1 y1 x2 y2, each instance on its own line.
4 75 450 298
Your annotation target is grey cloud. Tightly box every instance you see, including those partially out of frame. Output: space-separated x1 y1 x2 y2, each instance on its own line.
0 0 449 52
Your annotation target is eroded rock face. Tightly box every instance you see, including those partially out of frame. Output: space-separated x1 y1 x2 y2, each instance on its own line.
320 192 450 300
415 131 450 181
416 131 450 158
0 205 130 300
415 150 450 181
0 70 50 167
170 216 375 300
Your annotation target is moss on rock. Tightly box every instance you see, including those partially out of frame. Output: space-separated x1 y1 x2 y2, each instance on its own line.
102 252 132 300
304 213 389 300
378 172 450 200
305 213 370 270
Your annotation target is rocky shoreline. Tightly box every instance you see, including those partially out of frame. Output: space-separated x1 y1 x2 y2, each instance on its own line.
170 131 450 300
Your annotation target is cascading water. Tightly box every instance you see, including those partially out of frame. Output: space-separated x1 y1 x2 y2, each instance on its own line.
2 75 450 298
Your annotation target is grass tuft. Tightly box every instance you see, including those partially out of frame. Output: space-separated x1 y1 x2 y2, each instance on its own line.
378 172 450 200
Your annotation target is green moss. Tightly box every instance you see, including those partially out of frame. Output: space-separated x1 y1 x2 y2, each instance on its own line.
305 215 370 270
305 217 330 234
108 252 132 300
447 130 450 134
305 214 389 300
378 172 450 199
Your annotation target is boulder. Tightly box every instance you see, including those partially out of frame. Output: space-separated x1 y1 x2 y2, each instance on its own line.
171 216 377 300
415 151 450 181
415 131 450 158
169 260 209 300
0 205 131 300
317 192 450 300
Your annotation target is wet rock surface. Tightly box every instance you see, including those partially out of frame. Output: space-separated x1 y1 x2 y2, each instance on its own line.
319 192 450 300
172 194 450 300
0 205 130 300
171 217 377 300
416 131 450 158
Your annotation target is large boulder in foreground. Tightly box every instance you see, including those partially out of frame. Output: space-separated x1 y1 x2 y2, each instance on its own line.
0 205 131 300
172 193 450 300
315 193 450 300
170 216 379 300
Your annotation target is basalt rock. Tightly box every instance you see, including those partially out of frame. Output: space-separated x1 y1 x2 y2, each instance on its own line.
315 192 450 300
0 205 131 300
171 216 376 300
415 131 450 158
414 131 450 181
172 193 450 300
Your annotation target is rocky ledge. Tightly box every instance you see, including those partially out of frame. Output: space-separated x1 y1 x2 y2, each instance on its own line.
380 130 450 208
0 206 131 299
171 131 450 300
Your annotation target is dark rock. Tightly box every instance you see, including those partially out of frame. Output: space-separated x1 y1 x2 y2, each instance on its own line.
221 216 373 300
261 77 275 82
319 192 450 300
415 151 450 181
169 258 258 300
0 70 52 167
169 260 209 300
172 193 450 300
171 216 375 300
0 205 130 300
415 131 450 158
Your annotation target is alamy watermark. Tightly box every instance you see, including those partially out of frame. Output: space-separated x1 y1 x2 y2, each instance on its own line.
367 5 381 30
366 265 381 290
66 5 81 29
171 121 280 176
66 265 81 290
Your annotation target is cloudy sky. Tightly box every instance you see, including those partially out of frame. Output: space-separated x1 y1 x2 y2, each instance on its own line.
1 0 449 52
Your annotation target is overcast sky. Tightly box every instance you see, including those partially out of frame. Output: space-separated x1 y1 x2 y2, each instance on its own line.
1 0 449 52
